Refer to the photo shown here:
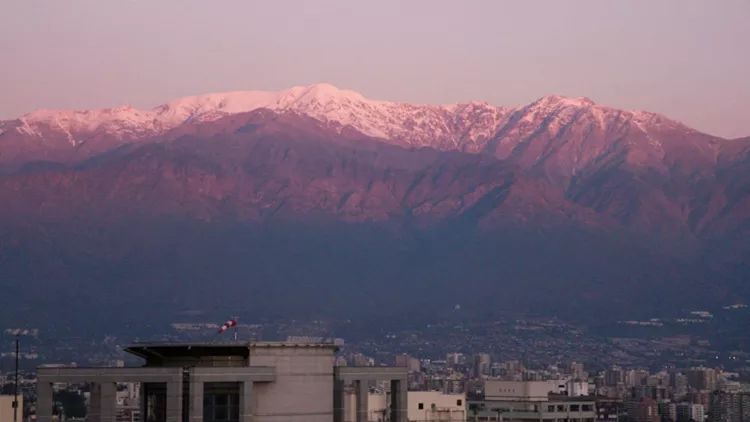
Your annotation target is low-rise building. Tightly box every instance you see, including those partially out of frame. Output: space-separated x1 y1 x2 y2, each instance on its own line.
343 391 465 422
469 381 596 422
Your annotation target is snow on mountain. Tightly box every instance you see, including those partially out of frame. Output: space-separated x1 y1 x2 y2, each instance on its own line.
11 83 514 147
3 83 726 180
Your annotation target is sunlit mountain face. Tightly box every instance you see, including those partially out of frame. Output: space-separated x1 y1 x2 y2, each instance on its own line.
1 85 749 331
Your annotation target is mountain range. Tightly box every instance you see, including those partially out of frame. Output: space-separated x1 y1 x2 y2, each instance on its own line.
1 84 749 332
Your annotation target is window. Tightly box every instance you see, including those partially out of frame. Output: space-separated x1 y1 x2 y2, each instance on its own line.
418 403 424 410
457 399 463 406
548 406 555 412
204 393 239 422
571 405 580 412
583 405 593 412
557 405 566 412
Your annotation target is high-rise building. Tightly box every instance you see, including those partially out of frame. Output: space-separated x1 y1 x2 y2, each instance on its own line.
395 354 421 372
626 398 661 422
671 374 689 400
606 367 625 387
709 391 750 422
627 370 650 387
686 368 718 392
570 362 586 381
473 354 491 378
657 401 676 422
676 402 705 422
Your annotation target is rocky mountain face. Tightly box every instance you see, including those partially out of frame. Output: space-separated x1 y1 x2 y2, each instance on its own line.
0 85 748 330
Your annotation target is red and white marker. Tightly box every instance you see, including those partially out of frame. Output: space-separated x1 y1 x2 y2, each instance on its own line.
217 319 237 334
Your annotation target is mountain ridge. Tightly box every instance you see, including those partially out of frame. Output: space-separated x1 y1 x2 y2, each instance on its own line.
0 86 748 329
2 83 728 163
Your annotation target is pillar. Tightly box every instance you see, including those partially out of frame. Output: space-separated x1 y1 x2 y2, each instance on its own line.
239 381 253 422
333 379 345 422
100 382 118 422
89 383 102 422
390 379 407 422
189 379 204 422
36 381 53 422
140 383 148 422
355 380 368 422
166 378 183 422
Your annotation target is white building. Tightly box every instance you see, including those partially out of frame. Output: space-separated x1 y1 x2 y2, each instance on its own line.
676 402 704 422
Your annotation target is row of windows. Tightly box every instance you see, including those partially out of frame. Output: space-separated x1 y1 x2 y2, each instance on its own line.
417 399 463 410
546 404 594 412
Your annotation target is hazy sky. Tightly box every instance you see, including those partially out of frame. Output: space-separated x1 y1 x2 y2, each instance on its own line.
1 1 748 138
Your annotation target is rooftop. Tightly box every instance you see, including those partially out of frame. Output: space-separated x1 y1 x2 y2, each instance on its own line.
125 340 339 360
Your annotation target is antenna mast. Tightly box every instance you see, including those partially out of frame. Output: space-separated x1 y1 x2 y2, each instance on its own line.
233 316 239 341
14 333 19 422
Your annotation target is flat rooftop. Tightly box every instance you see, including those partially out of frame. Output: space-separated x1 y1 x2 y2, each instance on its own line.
125 341 339 359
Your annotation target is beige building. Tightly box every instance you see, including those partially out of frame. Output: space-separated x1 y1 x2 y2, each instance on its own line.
484 380 559 401
36 341 408 422
344 391 466 422
0 395 23 422
470 381 595 422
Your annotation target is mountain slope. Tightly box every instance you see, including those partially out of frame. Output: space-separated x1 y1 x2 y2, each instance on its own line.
1 84 741 236
0 112 735 330
0 86 748 332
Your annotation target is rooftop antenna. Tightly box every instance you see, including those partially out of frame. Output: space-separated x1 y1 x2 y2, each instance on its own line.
14 333 19 422
233 316 239 341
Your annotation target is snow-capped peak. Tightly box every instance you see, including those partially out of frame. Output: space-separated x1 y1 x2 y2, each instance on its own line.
10 84 689 153
532 95 597 109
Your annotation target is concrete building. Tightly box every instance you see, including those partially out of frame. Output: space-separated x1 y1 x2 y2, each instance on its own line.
343 391 465 422
686 369 718 393
343 392 388 422
625 398 660 422
676 402 704 422
570 363 585 382
407 392 465 421
470 381 596 422
395 355 421 373
473 355 491 379
0 395 23 422
36 341 408 422
708 391 750 422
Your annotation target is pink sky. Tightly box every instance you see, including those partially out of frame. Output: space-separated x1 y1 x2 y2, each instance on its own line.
1 1 748 138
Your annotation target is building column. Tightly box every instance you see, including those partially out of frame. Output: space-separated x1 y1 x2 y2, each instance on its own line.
140 383 148 422
333 379 345 422
89 383 102 422
100 382 118 422
390 379 407 422
239 381 253 422
355 380 369 422
166 378 183 422
189 379 204 422
36 381 53 422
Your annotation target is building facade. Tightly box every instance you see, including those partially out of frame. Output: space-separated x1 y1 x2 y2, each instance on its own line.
708 392 750 422
0 395 23 422
469 381 596 422
36 341 408 422
342 391 465 422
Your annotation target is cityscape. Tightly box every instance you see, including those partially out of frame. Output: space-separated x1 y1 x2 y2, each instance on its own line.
2 304 750 422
